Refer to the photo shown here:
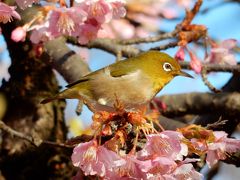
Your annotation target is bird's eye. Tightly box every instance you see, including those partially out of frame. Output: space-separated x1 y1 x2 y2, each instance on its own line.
163 62 173 72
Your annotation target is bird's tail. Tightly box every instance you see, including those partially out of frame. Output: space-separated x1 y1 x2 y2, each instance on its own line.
40 87 81 104
40 96 58 104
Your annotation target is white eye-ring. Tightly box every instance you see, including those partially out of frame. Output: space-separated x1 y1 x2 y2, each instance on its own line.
163 62 173 72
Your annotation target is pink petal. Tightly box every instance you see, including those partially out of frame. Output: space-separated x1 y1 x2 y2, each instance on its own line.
138 131 186 161
206 131 240 167
78 23 99 44
221 53 237 65
220 39 237 50
206 39 238 65
30 24 50 44
168 163 203 180
213 131 228 140
110 19 135 39
11 26 26 42
206 148 225 168
112 155 148 179
147 157 177 175
110 0 126 19
48 7 87 37
72 140 123 177
0 2 21 23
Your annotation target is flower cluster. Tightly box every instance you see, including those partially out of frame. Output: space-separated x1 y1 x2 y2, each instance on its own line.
72 131 202 179
99 0 192 39
174 38 238 74
0 2 20 24
205 39 237 66
7 0 126 44
71 110 240 180
2 0 194 45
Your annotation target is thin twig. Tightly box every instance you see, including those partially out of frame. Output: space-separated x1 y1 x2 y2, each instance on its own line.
178 0 203 29
117 30 178 45
150 41 178 51
43 140 73 148
206 117 228 130
0 120 73 149
0 120 41 147
180 62 240 73
200 68 221 93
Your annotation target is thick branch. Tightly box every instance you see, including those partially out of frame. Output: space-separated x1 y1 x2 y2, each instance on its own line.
44 37 91 83
157 92 240 117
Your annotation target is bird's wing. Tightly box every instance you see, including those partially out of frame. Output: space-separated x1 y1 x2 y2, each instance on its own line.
66 58 138 88
107 59 137 77
65 77 89 88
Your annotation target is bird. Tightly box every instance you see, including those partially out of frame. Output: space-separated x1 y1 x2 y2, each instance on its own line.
41 51 193 112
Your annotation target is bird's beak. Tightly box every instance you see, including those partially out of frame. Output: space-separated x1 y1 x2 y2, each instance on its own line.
177 70 194 78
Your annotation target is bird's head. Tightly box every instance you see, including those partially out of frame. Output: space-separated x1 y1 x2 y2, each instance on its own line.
140 51 193 80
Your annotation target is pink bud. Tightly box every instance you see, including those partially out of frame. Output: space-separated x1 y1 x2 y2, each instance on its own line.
11 26 26 42
189 51 202 74
175 46 185 61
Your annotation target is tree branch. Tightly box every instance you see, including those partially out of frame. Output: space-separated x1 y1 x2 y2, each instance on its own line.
43 37 91 84
180 62 240 73
156 92 240 117
117 30 178 45
0 120 73 149
0 120 42 147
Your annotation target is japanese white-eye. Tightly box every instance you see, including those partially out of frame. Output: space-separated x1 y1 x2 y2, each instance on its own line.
41 51 192 111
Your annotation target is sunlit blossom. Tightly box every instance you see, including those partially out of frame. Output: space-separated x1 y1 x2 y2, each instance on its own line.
164 163 203 180
205 39 237 65
72 140 123 177
206 131 240 167
77 23 100 44
138 131 187 161
48 7 87 37
0 2 20 24
11 26 27 42
111 155 149 179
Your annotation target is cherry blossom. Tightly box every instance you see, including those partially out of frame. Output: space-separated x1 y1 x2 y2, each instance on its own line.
163 163 203 180
78 0 112 24
138 131 188 161
48 7 87 37
72 139 123 177
77 0 126 24
77 23 100 44
110 0 126 19
205 39 237 65
110 155 149 179
145 156 177 175
30 23 51 44
11 26 27 42
0 2 20 24
206 131 240 167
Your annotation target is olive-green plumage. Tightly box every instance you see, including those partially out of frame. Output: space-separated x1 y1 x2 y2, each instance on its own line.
41 51 192 111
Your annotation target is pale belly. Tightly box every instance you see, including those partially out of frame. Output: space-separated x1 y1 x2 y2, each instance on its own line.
89 69 155 110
